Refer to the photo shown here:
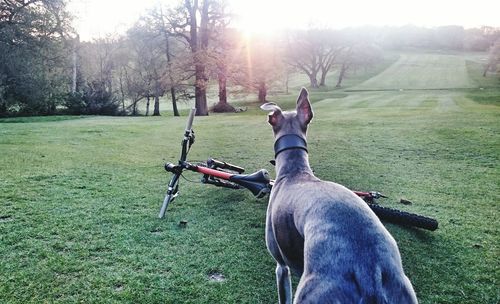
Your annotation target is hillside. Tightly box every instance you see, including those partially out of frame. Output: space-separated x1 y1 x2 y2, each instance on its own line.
350 53 478 91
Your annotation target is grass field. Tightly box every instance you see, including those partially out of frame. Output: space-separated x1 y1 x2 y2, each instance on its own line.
0 51 499 303
351 52 477 90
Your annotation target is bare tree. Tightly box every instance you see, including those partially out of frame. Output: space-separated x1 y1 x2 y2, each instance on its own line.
210 27 241 112
146 6 188 116
164 0 229 116
285 29 342 88
165 0 208 115
79 38 117 93
125 24 170 116
335 43 382 88
75 37 124 115
235 35 284 103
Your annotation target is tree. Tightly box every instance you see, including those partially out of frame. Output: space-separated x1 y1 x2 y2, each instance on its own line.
484 39 500 77
335 43 382 88
0 0 73 116
285 29 342 88
112 38 146 116
464 28 492 51
432 26 465 50
73 37 123 115
210 27 240 112
165 0 229 116
235 35 285 103
125 25 170 116
145 6 193 116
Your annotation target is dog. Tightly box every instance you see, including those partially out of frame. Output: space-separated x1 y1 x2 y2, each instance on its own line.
261 88 418 304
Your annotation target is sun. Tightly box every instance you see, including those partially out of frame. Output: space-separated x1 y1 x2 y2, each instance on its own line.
238 23 275 43
230 0 292 38
235 15 281 40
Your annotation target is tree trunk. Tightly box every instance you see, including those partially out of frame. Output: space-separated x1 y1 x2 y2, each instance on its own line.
336 63 347 88
258 81 267 103
194 0 210 116
309 74 319 88
71 37 78 93
153 94 160 116
483 64 490 77
164 31 179 117
218 71 227 104
0 100 6 117
285 71 289 94
146 96 150 116
319 68 328 86
195 85 208 115
200 0 210 50
195 63 209 115
118 68 126 112
132 99 138 116
212 70 235 112
171 88 179 116
185 0 208 116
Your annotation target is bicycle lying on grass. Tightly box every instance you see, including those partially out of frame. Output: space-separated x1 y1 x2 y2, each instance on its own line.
159 108 438 231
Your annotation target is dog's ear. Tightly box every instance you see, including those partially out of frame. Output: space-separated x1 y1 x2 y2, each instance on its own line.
260 102 283 127
296 88 313 125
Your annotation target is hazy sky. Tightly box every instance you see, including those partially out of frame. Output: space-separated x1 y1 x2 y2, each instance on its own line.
68 0 500 41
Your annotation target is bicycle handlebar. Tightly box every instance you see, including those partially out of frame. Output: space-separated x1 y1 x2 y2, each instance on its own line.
185 108 196 133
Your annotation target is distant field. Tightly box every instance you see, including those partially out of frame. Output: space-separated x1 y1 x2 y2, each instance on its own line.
1 51 498 303
350 53 478 90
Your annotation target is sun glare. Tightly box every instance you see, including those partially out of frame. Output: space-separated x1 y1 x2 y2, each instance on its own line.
69 0 499 41
231 0 290 38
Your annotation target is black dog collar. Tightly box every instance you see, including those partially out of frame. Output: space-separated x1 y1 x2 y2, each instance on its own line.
274 134 308 157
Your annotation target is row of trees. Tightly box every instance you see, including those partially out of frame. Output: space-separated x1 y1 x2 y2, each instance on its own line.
1 1 499 117
371 25 500 51
0 0 73 116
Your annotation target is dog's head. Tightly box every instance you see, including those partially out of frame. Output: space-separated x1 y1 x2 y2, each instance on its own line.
260 88 314 138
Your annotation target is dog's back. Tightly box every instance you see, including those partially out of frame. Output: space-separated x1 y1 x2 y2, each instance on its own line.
269 176 418 303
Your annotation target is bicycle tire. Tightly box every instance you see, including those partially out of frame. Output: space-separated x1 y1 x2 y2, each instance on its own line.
368 204 438 231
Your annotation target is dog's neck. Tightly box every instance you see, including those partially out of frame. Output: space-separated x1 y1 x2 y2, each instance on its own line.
274 134 308 157
275 147 314 180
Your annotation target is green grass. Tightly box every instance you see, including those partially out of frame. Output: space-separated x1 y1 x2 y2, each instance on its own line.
465 88 500 105
1 51 499 303
465 59 500 89
350 53 477 90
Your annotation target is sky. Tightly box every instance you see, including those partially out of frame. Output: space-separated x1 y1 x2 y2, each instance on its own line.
67 0 500 41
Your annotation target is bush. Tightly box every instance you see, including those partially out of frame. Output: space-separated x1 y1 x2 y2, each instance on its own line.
64 92 86 115
64 81 124 116
211 101 236 113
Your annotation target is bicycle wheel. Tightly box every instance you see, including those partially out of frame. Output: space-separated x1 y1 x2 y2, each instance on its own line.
368 204 438 231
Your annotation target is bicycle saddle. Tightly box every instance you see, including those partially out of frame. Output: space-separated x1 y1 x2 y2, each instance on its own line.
229 169 271 198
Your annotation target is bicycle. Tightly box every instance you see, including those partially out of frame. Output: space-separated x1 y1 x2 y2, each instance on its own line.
159 108 438 231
